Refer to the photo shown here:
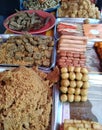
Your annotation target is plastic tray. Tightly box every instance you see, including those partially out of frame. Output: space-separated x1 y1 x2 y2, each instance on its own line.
3 10 55 35
54 18 101 40
0 34 56 71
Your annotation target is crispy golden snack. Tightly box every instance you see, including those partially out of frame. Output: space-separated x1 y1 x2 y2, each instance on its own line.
64 119 102 130
0 67 56 130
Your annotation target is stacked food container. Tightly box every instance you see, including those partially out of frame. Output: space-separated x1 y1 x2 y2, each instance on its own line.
0 0 102 130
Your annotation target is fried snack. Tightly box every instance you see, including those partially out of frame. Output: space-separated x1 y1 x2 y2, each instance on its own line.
23 0 59 10
58 0 100 19
0 67 52 130
6 11 47 31
0 34 54 67
64 119 102 130
60 66 89 102
94 41 102 60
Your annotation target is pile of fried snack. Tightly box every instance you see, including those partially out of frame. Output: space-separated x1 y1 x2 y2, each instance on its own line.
64 119 102 130
60 66 89 102
23 0 59 10
0 66 59 130
58 0 100 19
0 34 54 67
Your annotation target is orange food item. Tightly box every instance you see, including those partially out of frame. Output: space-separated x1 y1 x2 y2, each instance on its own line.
94 41 102 60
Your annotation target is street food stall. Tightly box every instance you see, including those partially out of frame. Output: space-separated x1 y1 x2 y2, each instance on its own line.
0 0 102 130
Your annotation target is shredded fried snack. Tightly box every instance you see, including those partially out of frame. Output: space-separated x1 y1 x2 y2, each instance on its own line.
0 67 52 130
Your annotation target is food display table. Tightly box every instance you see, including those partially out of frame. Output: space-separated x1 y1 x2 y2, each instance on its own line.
1 0 102 130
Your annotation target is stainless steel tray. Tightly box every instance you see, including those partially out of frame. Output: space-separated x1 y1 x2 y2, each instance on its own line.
56 7 102 20
55 74 102 130
0 67 58 130
0 34 56 71
54 18 101 40
20 0 60 12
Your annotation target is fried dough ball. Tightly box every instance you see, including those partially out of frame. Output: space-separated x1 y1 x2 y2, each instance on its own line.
70 81 76 88
61 73 69 79
76 81 83 88
69 72 76 80
61 79 70 87
76 72 83 81
74 95 81 102
74 67 81 73
83 81 89 88
82 74 89 81
68 87 75 94
81 89 88 96
61 67 68 73
75 88 81 95
60 94 68 102
68 66 74 72
60 86 68 93
81 68 88 74
81 95 87 102
68 94 74 102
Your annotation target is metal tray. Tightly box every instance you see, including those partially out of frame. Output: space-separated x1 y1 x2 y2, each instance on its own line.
20 0 60 12
55 74 102 130
0 34 56 71
54 18 101 40
0 67 58 130
56 7 102 20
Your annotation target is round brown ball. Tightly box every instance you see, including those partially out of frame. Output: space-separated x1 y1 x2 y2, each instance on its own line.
61 67 68 73
74 67 81 73
69 72 76 80
60 94 68 102
76 72 83 81
76 81 83 88
61 73 69 79
60 86 68 93
61 79 70 87
81 88 88 96
68 87 75 94
81 68 88 74
74 95 81 102
82 74 89 81
68 66 75 72
83 81 89 88
68 94 74 102
70 81 76 88
81 95 87 102
75 88 81 95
